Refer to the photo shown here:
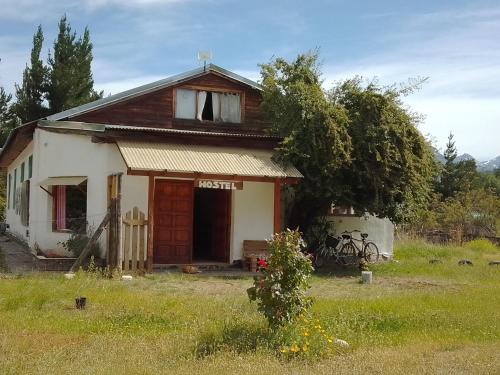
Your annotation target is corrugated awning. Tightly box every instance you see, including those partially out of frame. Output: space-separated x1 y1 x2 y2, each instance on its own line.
117 142 302 179
39 176 87 186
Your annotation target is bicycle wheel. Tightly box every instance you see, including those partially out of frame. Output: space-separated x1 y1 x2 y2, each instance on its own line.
363 242 379 263
338 242 357 266
314 254 325 268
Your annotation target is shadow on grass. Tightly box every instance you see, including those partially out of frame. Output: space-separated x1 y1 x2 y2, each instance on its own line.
314 264 361 278
196 321 271 357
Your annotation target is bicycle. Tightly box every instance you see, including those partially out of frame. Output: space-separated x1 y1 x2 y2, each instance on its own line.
314 230 379 267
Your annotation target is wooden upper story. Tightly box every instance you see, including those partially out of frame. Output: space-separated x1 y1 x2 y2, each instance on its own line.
51 65 270 135
0 65 277 171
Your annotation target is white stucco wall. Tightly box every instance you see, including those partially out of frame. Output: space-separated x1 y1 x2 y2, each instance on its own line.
6 129 148 256
231 181 274 262
326 214 394 256
5 128 276 263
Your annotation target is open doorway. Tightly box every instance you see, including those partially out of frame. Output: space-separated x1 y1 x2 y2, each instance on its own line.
193 188 231 263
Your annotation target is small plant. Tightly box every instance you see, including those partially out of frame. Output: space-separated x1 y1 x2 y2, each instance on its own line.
61 223 101 259
276 314 346 358
247 229 314 329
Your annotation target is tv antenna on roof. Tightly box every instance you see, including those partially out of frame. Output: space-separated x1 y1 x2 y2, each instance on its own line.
198 51 212 71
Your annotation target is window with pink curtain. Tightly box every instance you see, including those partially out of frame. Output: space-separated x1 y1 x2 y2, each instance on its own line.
53 183 87 232
55 185 67 230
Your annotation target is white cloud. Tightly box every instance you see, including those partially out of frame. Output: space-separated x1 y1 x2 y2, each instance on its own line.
319 5 500 160
0 0 188 21
83 0 187 11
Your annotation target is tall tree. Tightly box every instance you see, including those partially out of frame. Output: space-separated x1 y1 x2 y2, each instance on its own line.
0 87 18 146
329 77 436 223
47 15 102 113
12 25 49 123
439 133 458 199
260 52 352 232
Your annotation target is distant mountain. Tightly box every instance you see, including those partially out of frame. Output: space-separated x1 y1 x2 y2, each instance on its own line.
477 156 500 172
455 153 475 162
432 149 499 172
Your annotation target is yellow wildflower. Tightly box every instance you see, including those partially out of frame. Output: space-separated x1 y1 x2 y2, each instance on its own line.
302 345 309 352
280 347 289 353
290 343 299 353
303 331 309 337
327 338 333 343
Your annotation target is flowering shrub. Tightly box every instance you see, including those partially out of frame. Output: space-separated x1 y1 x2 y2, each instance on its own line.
247 229 313 329
277 314 346 358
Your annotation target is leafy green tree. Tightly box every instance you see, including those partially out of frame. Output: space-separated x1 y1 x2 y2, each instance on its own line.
476 171 500 197
438 188 500 240
46 15 102 113
329 77 436 223
12 25 49 123
0 87 18 146
260 52 351 231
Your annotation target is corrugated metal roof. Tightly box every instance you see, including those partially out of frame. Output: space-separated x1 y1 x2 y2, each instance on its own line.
105 124 277 139
47 64 262 122
117 142 302 179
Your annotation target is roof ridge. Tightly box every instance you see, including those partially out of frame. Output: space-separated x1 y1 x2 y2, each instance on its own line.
47 64 262 122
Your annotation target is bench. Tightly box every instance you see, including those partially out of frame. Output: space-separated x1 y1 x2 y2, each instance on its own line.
242 240 269 272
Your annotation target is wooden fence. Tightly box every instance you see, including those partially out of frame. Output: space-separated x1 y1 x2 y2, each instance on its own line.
122 207 148 272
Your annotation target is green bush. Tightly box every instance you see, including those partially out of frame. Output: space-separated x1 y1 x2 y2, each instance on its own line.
61 224 101 259
464 239 498 252
247 229 314 329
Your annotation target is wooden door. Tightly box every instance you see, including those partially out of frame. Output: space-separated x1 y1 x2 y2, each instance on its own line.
211 190 231 262
154 180 193 264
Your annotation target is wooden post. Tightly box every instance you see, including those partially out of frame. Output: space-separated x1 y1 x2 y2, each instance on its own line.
70 212 110 273
146 174 155 272
116 174 122 271
273 179 281 234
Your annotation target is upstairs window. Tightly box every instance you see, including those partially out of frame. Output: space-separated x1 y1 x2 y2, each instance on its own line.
175 88 241 123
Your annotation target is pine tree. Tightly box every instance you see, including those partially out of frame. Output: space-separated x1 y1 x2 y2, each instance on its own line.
47 15 103 113
12 26 49 123
440 133 458 199
0 86 18 146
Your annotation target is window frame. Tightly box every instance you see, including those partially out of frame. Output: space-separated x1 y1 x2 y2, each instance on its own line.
173 85 245 124
7 173 11 209
21 162 25 182
51 183 88 233
13 169 17 210
28 155 33 179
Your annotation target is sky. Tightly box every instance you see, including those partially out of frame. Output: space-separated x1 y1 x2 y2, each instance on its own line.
0 0 499 160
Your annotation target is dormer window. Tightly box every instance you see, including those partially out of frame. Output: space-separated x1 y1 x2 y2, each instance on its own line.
175 88 241 123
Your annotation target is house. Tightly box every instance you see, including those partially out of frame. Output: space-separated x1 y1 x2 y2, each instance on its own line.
0 64 302 270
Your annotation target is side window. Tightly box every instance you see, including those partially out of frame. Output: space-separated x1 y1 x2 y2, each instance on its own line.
21 162 25 182
7 173 11 209
53 182 87 232
13 169 17 210
28 155 33 179
19 181 30 226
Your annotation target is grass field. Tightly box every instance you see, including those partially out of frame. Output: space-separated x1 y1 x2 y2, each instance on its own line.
0 239 499 374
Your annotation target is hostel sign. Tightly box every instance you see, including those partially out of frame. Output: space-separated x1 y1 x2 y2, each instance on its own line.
195 179 243 190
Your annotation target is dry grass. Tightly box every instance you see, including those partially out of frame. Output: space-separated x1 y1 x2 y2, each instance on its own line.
0 240 499 374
